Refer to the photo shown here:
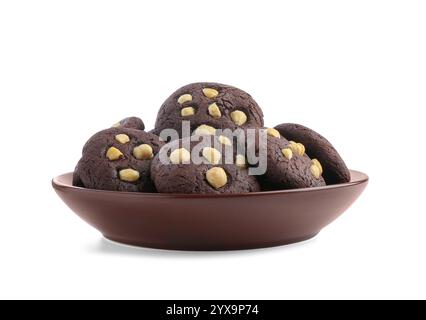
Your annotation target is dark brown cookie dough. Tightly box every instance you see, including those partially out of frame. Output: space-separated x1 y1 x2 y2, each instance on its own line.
274 123 350 184
153 82 264 139
151 135 260 194
73 127 164 192
113 117 145 131
244 128 326 190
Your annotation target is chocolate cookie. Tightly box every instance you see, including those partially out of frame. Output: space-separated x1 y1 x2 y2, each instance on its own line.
113 117 145 131
153 82 264 139
245 128 326 190
73 127 163 192
274 123 350 184
151 135 260 194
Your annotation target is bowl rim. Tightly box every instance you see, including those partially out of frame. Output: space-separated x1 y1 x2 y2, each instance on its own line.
52 170 368 198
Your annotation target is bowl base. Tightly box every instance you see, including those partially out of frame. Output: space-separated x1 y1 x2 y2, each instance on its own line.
103 233 319 251
53 170 368 252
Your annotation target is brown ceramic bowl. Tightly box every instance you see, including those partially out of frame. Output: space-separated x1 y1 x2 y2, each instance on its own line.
52 170 368 251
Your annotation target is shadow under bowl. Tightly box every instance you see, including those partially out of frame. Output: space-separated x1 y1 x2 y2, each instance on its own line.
52 170 368 251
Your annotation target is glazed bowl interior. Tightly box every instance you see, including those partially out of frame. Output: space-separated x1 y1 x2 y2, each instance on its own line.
52 170 368 250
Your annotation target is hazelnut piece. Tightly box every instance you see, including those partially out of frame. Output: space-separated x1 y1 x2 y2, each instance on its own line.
218 135 232 146
310 165 321 179
177 94 192 105
133 144 153 160
230 110 247 126
312 159 323 175
106 147 124 161
208 103 221 118
202 88 219 98
202 147 221 165
194 125 216 136
119 168 140 182
281 148 293 160
235 154 247 168
115 134 130 144
181 107 195 117
170 148 191 164
206 167 227 189
267 128 280 138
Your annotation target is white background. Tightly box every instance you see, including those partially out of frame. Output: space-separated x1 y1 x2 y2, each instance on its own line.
0 0 425 300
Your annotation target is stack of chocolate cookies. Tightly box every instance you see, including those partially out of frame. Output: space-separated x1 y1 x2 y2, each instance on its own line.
73 82 350 194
